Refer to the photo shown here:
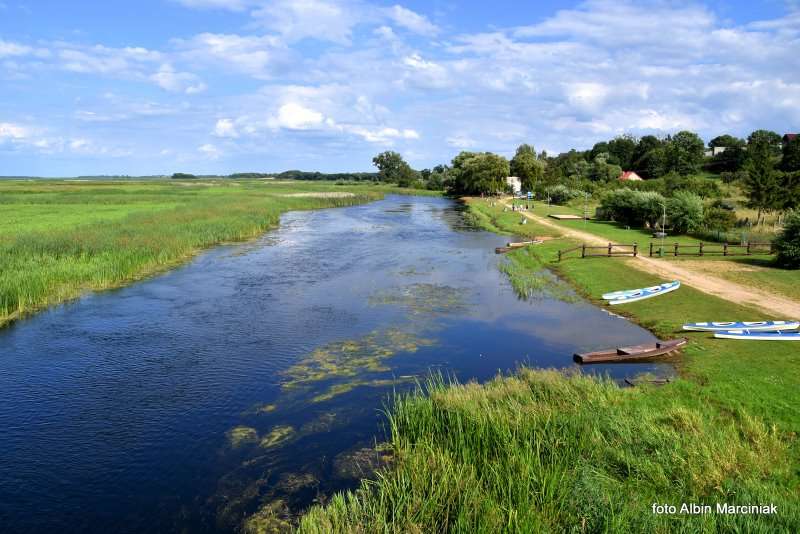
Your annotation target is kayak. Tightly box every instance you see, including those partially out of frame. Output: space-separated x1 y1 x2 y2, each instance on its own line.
607 281 681 305
683 321 799 332
603 281 679 301
714 330 800 341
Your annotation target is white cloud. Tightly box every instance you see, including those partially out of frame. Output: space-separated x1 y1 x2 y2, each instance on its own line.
214 118 239 138
150 63 206 93
268 102 325 129
0 122 29 139
386 5 438 36
251 0 363 44
175 33 289 78
198 143 221 158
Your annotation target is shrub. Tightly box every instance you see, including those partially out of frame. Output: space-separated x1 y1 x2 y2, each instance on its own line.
599 189 665 228
544 185 580 205
774 211 800 268
663 172 722 198
703 206 737 233
667 191 704 234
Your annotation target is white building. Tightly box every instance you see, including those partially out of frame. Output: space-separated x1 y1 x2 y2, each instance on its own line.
506 176 522 195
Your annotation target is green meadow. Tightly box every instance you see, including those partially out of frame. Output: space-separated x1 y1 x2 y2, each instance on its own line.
299 199 800 533
0 179 429 326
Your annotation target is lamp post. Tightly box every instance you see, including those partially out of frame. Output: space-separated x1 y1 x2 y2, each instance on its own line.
658 202 667 256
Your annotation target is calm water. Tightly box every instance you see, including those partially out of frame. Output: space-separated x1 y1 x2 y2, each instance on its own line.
0 196 670 533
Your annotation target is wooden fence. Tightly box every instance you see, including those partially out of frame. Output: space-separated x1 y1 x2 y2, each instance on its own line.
648 242 773 257
557 241 774 261
558 243 638 262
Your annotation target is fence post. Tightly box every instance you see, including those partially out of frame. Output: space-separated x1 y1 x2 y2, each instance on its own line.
724 243 728 256
581 244 586 258
558 249 561 262
633 243 638 257
674 243 679 257
608 243 612 257
699 242 704 257
649 242 653 257
746 242 751 255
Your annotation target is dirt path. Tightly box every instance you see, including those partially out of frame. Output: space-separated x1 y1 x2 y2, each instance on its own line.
499 200 800 318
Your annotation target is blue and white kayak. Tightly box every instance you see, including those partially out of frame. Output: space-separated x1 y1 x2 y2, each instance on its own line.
607 281 681 305
683 321 799 332
602 281 679 301
714 330 800 341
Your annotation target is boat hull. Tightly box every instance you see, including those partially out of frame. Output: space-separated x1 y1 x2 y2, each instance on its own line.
714 330 800 341
608 281 681 305
683 321 799 332
574 338 687 364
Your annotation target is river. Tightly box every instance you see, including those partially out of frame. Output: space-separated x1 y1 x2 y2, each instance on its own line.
0 195 670 532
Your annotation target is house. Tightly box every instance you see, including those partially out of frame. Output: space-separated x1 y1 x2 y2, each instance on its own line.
506 176 522 195
784 134 798 147
618 171 643 182
704 146 727 157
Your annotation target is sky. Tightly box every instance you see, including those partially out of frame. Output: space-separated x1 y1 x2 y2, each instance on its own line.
1 0 799 176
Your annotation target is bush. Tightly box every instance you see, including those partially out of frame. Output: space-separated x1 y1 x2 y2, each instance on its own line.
774 211 800 268
599 189 665 228
720 170 747 184
703 206 737 233
663 172 722 198
544 185 580 205
667 191 704 234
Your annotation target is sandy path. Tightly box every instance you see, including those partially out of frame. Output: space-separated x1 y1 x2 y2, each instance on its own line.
498 199 800 318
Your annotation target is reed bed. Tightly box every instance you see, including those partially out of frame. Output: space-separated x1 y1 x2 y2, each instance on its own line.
0 180 385 325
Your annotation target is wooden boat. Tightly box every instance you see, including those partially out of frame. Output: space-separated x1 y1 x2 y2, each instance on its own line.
683 321 799 332
603 281 679 301
495 246 513 254
574 338 687 364
625 377 671 387
608 281 681 305
506 240 543 248
714 330 800 341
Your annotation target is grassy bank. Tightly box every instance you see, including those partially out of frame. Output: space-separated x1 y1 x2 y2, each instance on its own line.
298 197 800 532
0 179 425 326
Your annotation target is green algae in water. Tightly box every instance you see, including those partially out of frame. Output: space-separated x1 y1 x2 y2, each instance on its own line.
299 412 339 434
310 378 409 404
259 425 296 449
500 249 578 302
368 283 468 316
282 328 435 389
227 426 259 448
242 499 292 534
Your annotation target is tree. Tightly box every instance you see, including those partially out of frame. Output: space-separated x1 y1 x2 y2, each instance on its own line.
372 151 417 187
747 129 782 156
607 135 638 169
774 211 800 268
742 138 781 225
667 191 704 234
632 135 665 178
544 185 579 205
703 206 737 235
510 144 545 192
780 136 800 172
664 131 705 175
449 152 510 195
708 134 740 148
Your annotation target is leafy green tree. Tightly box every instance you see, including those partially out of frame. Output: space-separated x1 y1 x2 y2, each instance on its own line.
780 136 800 172
703 206 737 234
372 151 417 187
774 211 800 268
510 144 545 192
664 131 705 175
607 135 638 169
599 189 665 228
449 152 510 195
667 191 704 233
544 184 579 205
631 135 666 178
171 172 197 179
708 134 740 148
742 138 781 224
747 129 782 156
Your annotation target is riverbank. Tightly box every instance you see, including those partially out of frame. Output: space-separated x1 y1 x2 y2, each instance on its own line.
0 180 434 327
297 197 800 532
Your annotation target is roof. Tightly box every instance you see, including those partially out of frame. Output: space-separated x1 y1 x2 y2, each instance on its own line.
784 134 798 142
618 171 643 181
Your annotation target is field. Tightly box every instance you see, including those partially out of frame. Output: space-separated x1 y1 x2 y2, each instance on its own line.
299 199 800 532
0 179 430 326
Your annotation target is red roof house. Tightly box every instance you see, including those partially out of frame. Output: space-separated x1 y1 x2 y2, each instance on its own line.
618 171 643 181
784 134 798 146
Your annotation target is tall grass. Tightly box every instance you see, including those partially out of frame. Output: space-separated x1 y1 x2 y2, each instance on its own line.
0 181 384 324
300 371 797 533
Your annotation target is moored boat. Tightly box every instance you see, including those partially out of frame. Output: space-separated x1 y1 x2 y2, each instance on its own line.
574 338 687 364
602 281 679 301
683 321 799 332
607 281 681 305
714 330 800 341
506 240 543 248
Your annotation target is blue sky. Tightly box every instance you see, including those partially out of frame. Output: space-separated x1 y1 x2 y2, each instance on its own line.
1 0 799 176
